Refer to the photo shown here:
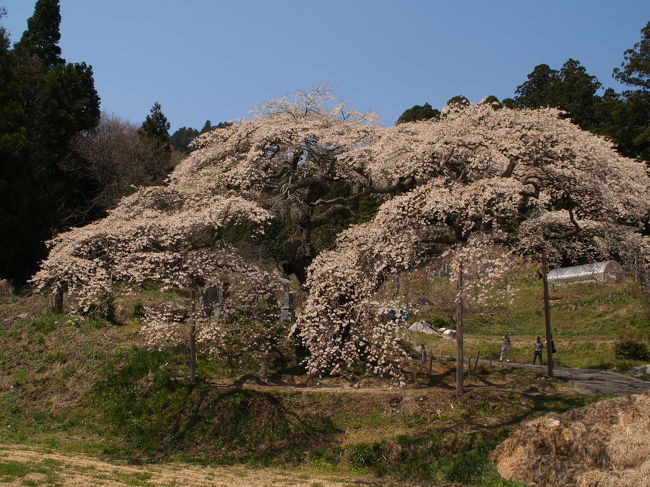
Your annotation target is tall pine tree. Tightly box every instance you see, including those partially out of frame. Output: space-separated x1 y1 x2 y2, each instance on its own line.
0 0 100 285
0 9 36 285
140 101 171 150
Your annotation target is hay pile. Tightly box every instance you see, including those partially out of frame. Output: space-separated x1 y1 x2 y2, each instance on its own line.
491 392 650 487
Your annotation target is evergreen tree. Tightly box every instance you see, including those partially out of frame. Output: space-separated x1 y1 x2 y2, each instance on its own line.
593 88 650 161
140 102 171 149
0 9 37 285
557 59 601 128
481 95 501 107
613 20 650 90
15 0 63 70
396 102 440 124
0 1 100 285
514 64 561 108
514 60 601 129
446 95 470 108
170 120 232 153
604 20 650 163
170 126 199 153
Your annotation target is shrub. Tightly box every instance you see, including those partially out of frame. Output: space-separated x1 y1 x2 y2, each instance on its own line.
615 341 649 361
348 443 381 469
0 279 13 296
132 302 145 318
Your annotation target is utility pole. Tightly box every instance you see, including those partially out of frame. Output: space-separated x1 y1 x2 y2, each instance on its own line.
541 256 554 377
189 286 198 384
456 262 464 399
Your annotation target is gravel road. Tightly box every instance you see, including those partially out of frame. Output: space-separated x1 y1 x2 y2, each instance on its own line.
482 360 650 396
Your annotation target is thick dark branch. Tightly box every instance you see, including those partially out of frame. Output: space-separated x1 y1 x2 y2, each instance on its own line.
522 176 542 196
543 209 583 240
418 227 459 246
307 204 353 229
501 159 517 178
288 176 329 192
568 208 581 232
310 189 370 207
310 174 417 207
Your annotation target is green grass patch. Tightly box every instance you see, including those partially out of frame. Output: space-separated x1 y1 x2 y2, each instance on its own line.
0 458 62 486
0 460 30 478
113 470 153 486
94 348 338 462
342 434 525 486
31 314 65 334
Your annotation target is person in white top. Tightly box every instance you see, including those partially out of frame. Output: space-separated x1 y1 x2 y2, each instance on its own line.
499 331 511 362
533 336 544 365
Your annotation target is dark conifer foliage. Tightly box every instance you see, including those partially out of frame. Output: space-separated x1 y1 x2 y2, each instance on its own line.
140 102 171 150
170 127 200 153
513 59 601 129
15 0 62 70
0 1 100 286
614 20 650 90
396 102 440 124
170 120 233 153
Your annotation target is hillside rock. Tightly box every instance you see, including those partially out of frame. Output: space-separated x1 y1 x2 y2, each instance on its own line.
491 392 650 487
408 320 437 334
630 364 650 377
2 312 29 325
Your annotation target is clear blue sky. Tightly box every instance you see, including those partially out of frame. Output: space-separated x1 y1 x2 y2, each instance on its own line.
2 0 649 130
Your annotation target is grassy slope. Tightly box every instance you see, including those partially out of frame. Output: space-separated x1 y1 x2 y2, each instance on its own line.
390 268 649 370
1 271 647 486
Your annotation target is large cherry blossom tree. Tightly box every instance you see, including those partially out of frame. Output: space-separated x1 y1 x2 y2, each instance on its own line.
173 87 396 282
295 101 650 378
32 90 650 380
31 184 284 381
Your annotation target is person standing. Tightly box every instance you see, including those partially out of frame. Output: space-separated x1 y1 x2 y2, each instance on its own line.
499 331 511 362
533 336 544 365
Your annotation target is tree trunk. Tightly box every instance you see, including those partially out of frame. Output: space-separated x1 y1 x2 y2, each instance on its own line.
189 287 198 384
541 257 554 377
53 287 64 313
456 262 464 399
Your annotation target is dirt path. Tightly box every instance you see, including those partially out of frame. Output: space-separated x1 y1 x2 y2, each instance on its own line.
478 360 650 396
0 445 394 487
216 359 650 397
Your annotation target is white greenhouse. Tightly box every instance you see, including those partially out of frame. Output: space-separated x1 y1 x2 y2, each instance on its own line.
546 260 624 285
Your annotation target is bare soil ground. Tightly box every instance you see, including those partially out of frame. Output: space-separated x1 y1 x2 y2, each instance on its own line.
0 445 406 487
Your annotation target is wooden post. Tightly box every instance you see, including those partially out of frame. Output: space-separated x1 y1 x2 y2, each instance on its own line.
473 351 481 375
53 287 64 313
428 354 434 375
456 262 464 399
421 344 427 364
541 257 554 378
189 287 198 384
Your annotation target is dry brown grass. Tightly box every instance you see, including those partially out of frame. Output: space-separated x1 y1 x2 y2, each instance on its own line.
491 391 650 487
0 293 50 320
0 445 388 486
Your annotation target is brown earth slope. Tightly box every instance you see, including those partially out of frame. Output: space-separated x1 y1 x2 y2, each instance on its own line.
491 391 650 487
